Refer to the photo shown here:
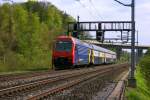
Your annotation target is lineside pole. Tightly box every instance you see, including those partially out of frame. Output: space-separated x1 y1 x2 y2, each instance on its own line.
77 16 80 38
128 0 136 87
114 0 136 87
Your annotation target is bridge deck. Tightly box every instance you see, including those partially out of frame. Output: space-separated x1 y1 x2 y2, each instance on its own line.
83 40 150 49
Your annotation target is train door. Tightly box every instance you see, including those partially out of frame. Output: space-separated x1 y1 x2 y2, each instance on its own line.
88 49 91 64
99 52 101 64
104 53 106 64
100 52 105 64
75 45 79 65
91 49 94 64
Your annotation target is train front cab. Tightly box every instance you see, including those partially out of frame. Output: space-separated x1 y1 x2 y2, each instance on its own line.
52 36 75 69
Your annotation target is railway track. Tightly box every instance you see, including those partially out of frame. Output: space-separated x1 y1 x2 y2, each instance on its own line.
0 71 51 81
0 69 72 90
0 69 72 82
28 68 113 100
28 64 128 100
0 63 128 100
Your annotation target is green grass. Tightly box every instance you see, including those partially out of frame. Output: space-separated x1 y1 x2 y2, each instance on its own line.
0 51 52 74
0 67 50 75
0 70 34 75
126 67 150 100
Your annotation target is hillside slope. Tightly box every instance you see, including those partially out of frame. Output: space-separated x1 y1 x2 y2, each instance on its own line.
0 1 75 72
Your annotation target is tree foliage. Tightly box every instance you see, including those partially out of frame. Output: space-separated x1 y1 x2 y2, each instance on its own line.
139 48 150 89
0 1 75 72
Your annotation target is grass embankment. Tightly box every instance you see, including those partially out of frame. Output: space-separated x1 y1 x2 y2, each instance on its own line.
126 49 150 100
126 67 150 100
0 51 52 74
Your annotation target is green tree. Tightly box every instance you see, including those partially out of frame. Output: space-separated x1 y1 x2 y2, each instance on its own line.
0 4 14 64
0 1 75 72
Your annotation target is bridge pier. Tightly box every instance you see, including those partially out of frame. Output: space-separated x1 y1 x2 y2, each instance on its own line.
136 49 143 63
116 47 122 60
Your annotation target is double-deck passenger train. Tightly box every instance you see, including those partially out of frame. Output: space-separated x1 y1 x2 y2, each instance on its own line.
52 36 116 69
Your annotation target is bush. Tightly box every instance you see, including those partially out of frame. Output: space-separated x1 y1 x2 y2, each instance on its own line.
126 66 150 100
139 54 150 89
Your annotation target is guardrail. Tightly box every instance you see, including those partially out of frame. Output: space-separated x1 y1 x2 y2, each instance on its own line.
108 71 129 100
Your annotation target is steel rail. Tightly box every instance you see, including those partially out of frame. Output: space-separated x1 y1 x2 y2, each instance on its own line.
0 63 128 99
28 67 126 100
0 70 68 82
0 70 90 97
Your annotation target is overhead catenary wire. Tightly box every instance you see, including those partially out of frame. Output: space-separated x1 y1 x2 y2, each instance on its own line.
89 0 103 20
75 0 98 20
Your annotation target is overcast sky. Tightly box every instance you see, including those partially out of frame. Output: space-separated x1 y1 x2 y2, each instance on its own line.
0 0 150 45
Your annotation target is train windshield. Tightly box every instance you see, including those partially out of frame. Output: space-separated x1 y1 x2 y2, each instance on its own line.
55 40 72 52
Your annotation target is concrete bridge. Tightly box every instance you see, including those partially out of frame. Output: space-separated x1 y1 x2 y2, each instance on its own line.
83 40 150 62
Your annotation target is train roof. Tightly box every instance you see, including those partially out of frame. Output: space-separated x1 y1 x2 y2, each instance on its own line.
72 37 116 54
56 36 116 55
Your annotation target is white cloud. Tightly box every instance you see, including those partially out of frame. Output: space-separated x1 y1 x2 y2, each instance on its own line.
0 0 150 45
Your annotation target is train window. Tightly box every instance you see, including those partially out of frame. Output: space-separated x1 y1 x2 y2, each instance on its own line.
55 41 72 52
